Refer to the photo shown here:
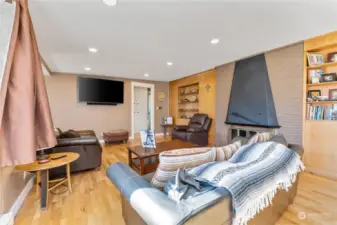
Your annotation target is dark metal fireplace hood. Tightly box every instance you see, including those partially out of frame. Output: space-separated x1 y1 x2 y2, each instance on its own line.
225 54 280 128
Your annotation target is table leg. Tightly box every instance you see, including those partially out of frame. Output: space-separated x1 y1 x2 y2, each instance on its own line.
128 150 132 167
140 158 145 175
163 126 167 138
66 163 72 193
40 169 49 210
36 171 41 197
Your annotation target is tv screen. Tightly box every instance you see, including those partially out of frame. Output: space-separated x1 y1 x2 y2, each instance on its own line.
78 77 124 104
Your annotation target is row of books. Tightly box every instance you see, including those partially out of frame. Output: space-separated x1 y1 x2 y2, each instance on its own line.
307 104 337 120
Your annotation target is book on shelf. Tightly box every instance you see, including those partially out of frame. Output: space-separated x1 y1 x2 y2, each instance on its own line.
307 104 337 120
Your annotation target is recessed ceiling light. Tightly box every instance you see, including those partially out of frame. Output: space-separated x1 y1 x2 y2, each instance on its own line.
88 48 98 53
211 38 220 45
167 62 173 66
84 67 91 71
102 0 117 6
144 73 149 77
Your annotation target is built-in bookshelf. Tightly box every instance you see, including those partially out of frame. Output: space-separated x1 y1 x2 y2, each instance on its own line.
178 83 199 119
305 42 337 121
303 31 337 179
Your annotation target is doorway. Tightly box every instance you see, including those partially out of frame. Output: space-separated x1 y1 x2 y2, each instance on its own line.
131 82 155 139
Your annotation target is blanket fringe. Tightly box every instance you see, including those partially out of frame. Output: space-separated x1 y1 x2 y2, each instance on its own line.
233 157 305 225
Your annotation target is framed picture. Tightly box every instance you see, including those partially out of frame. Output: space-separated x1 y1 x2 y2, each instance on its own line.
327 52 337 62
329 89 337 100
309 69 324 84
308 90 321 98
140 130 156 148
322 73 337 83
161 116 173 125
307 53 324 66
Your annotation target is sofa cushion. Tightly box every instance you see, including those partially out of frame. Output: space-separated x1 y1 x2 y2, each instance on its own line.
60 129 80 138
187 127 205 133
151 147 216 188
215 141 241 161
247 132 273 145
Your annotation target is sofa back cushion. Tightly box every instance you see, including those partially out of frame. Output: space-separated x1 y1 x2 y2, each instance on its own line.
188 114 208 129
269 134 288 147
215 141 241 161
247 132 273 145
151 147 216 188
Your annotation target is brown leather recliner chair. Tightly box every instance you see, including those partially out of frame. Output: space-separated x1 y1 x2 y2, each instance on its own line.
45 130 102 178
172 114 212 146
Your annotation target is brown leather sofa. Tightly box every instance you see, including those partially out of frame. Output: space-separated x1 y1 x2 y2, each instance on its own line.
172 114 212 146
46 129 102 178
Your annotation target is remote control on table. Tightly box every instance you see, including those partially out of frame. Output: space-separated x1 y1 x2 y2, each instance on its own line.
51 155 67 160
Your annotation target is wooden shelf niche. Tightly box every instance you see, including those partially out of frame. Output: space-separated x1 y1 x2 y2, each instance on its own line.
303 30 337 179
178 83 199 119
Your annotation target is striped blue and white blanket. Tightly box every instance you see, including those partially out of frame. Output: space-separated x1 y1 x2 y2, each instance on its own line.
188 142 305 225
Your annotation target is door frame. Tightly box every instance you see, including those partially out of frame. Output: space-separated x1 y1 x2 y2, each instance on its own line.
131 82 155 139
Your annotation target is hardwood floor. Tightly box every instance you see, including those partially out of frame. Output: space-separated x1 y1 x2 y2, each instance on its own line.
14 137 337 225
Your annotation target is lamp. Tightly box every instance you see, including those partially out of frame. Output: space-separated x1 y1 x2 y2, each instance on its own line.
102 0 117 6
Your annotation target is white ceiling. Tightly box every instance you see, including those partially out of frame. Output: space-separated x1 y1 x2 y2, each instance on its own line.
29 0 337 81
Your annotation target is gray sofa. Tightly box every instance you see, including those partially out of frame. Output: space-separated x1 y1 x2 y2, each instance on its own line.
107 143 302 225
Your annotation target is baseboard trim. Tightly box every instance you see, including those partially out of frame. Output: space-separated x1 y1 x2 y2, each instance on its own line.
305 167 337 179
98 138 105 144
100 133 170 142
0 213 14 225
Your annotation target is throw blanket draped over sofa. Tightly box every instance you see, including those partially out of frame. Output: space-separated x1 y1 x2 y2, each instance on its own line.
187 142 305 225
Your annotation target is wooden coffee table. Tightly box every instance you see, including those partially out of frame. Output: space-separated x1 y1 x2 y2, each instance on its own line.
128 139 198 175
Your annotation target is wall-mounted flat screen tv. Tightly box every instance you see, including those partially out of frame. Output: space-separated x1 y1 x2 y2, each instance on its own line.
77 77 124 105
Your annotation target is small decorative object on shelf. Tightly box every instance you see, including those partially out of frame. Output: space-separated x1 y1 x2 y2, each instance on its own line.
308 90 321 99
322 73 337 82
307 52 324 66
316 96 329 101
205 84 211 92
329 89 337 100
327 52 337 62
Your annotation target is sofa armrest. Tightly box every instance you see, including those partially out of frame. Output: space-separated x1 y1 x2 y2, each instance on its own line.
107 163 188 225
57 137 98 147
288 144 303 157
173 125 188 131
77 130 96 137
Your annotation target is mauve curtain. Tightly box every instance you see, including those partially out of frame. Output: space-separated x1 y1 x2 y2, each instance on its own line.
0 0 56 166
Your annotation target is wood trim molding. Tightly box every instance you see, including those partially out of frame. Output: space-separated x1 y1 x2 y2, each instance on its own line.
40 56 52 76
130 82 155 139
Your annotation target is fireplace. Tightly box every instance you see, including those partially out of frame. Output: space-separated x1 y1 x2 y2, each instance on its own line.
228 124 279 143
226 54 280 128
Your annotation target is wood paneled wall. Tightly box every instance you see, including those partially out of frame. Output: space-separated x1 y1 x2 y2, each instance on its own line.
169 70 216 145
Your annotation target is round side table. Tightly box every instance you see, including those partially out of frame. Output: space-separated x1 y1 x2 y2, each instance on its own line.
15 152 79 210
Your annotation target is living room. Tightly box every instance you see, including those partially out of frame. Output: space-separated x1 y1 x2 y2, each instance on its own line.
1 0 337 225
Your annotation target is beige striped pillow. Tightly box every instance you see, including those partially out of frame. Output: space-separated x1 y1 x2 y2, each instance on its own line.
151 147 216 188
215 141 241 161
247 132 273 145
